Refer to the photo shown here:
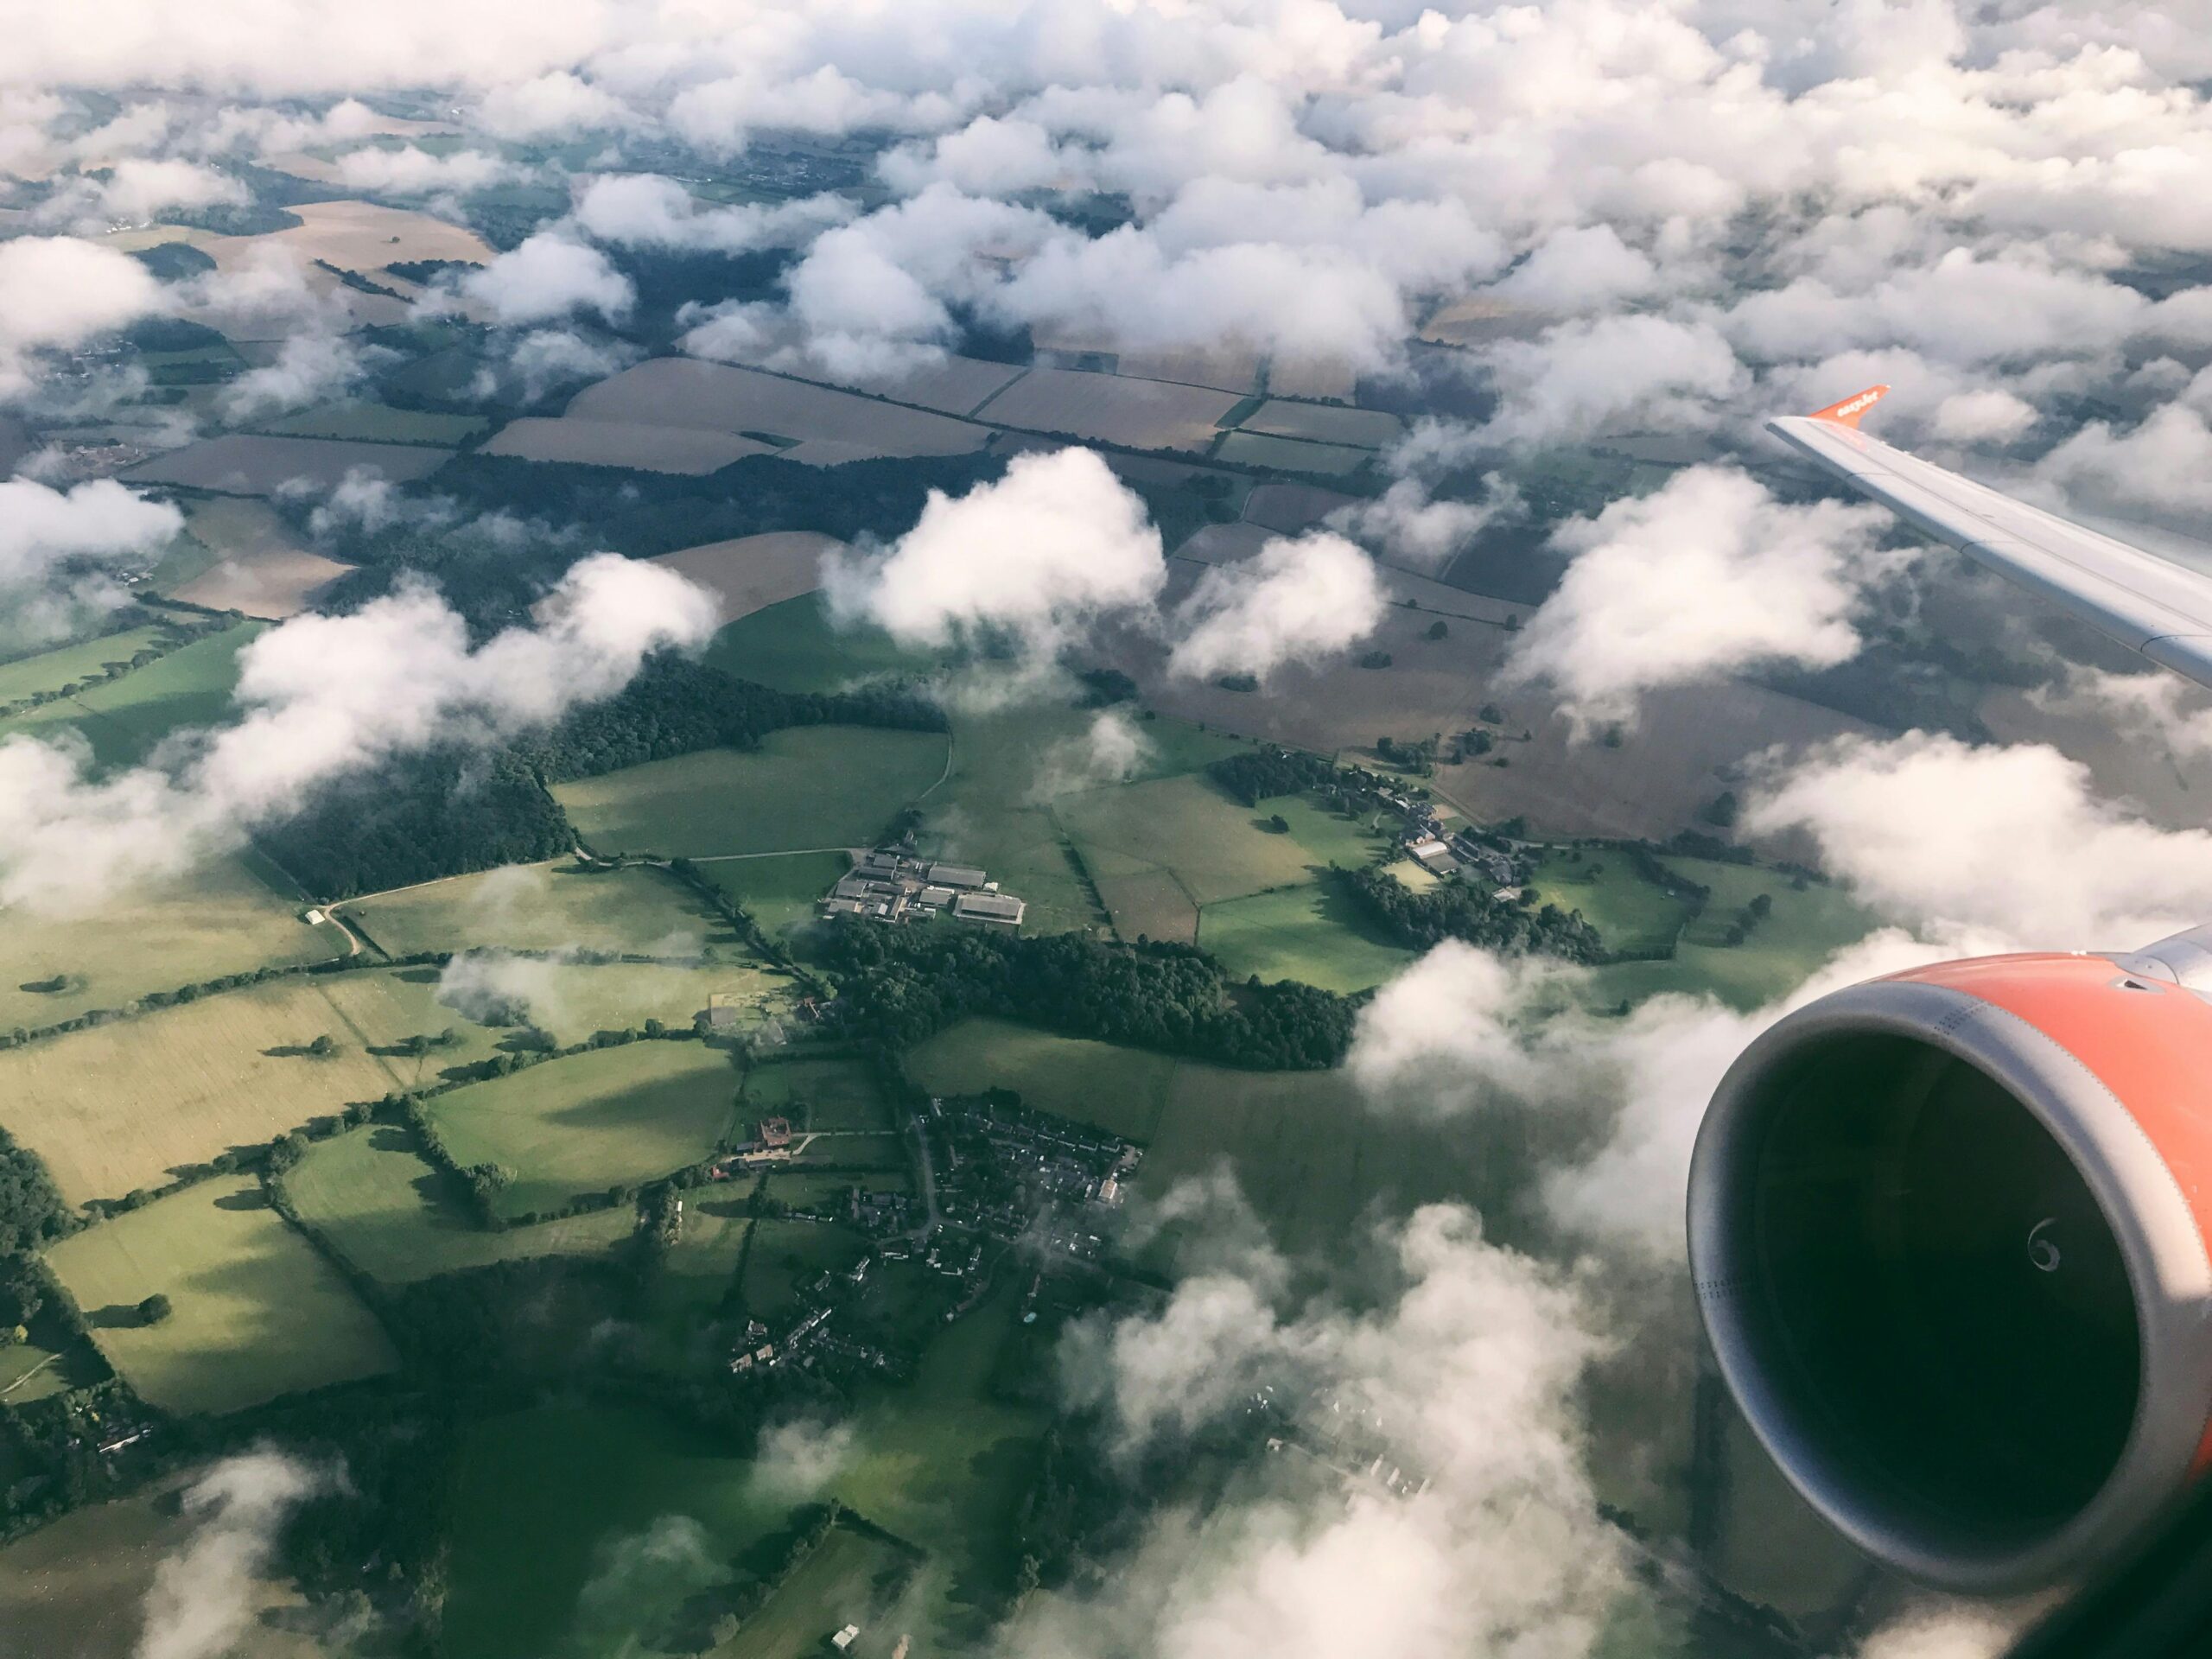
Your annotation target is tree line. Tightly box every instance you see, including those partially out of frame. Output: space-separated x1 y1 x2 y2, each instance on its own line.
260 654 946 899
822 920 1355 1070
1338 864 1605 962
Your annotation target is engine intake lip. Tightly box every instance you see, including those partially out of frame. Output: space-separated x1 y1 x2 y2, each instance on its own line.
1688 975 2212 1592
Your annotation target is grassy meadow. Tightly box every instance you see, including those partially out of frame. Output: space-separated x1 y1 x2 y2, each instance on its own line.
703 849 849 943
1197 881 1415 994
0 625 176 706
423 1041 741 1220
335 859 724 955
0 620 264 767
283 1124 636 1285
44 1175 397 1416
742 1055 891 1132
552 727 950 860
0 849 342 1032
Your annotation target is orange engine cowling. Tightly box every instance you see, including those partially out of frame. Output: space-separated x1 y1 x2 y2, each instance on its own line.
1687 950 2212 1592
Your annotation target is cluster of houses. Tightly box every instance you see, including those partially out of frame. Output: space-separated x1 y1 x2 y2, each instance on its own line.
925 1091 1136 1262
821 847 1027 929
727 1091 1136 1381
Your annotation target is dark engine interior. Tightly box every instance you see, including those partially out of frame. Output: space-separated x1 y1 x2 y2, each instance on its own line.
1737 1033 2141 1551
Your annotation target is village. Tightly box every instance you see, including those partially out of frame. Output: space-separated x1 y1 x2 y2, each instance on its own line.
723 1090 1135 1382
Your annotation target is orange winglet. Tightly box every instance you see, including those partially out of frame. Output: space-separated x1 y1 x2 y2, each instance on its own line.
1809 384 1889 428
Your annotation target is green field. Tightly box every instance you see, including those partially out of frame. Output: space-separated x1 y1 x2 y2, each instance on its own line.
720 1522 915 1657
1529 848 1700 956
1197 882 1416 993
0 965 507 1205
703 850 849 944
743 1055 891 1132
0 624 176 707
552 728 950 860
828 1290 1047 1649
443 1403 807 1659
0 621 263 767
0 848 344 1032
433 957 801 1047
425 1041 742 1219
906 1019 1180 1144
703 593 935 695
1056 772 1325 950
638 1184 757 1373
336 859 728 956
1599 857 1875 1011
254 402 489 444
43 1175 397 1415
284 1124 637 1284
906 1019 1539 1259
741 1217 873 1323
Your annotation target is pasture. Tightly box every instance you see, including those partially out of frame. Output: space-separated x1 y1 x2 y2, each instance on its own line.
906 1019 1179 1145
255 402 489 444
0 971 429 1205
552 727 950 860
44 1175 398 1416
0 620 264 767
283 1125 634 1284
636 1184 756 1372
423 1041 741 1220
0 849 342 1032
703 591 935 694
0 1472 330 1659
0 624 173 706
442 1402 804 1659
725 1523 916 1658
479 416 773 474
335 859 721 957
704 850 849 942
1056 772 1319 910
1197 882 1415 994
829 1291 1049 1649
1529 848 1700 957
566 358 990 458
651 530 838 626
120 433 449 495
1642 856 1873 1010
977 365 1241 451
1236 399 1402 448
743 1055 891 1132
741 1217 873 1323
1215 429 1374 477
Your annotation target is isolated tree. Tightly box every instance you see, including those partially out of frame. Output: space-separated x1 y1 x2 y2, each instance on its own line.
266 1132 308 1174
1427 619 1448 639
1748 893 1773 920
307 1033 338 1058
1703 791 1740 829
137 1294 172 1325
1267 814 1290 833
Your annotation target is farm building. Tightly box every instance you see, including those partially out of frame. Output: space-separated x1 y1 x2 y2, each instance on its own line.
929 862 988 889
953 892 1026 927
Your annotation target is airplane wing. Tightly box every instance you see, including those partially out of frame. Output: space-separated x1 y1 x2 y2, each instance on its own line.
1768 385 2212 690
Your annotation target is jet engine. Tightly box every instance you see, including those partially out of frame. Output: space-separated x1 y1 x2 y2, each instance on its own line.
1688 943 2212 1592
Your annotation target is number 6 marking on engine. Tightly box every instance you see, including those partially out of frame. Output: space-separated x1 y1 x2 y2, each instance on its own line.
2028 1217 2062 1273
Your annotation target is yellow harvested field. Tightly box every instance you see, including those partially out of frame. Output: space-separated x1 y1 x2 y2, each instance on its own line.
1238 399 1402 448
1056 774 1314 906
479 416 776 474
205 199 493 280
1090 868 1199 944
123 434 448 495
1116 348 1265 393
1264 355 1358 402
0 853 344 1033
0 973 435 1205
1417 296 1548 347
337 859 720 956
172 499 353 619
810 353 1027 416
568 359 990 457
651 532 837 626
45 1175 397 1416
977 367 1241 452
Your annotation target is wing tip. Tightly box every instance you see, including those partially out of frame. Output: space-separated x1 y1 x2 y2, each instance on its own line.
1809 384 1890 429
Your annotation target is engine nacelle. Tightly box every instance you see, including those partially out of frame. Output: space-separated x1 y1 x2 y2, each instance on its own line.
1688 951 2212 1592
